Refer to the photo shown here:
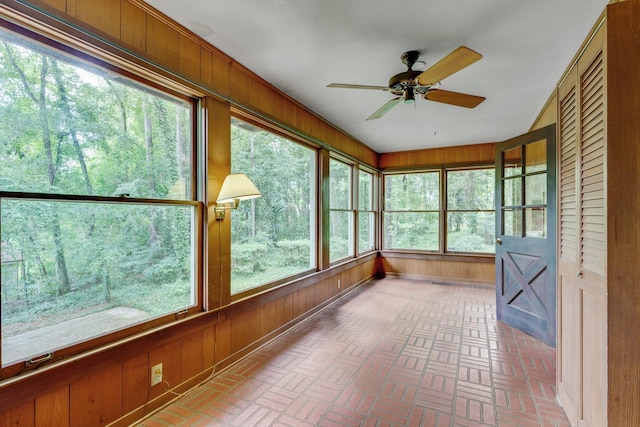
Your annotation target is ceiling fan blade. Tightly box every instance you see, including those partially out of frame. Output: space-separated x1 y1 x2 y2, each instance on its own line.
366 97 402 120
416 46 482 86
327 83 390 91
424 89 485 108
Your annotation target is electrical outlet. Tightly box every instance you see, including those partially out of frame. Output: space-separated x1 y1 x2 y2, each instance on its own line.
337 279 341 289
151 363 163 387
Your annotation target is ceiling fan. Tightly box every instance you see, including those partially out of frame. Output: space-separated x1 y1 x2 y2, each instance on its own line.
327 46 486 120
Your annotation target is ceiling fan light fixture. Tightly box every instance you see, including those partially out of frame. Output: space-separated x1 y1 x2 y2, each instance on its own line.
404 87 415 104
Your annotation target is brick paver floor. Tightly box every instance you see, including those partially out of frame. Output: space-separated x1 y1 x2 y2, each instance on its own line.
139 278 569 427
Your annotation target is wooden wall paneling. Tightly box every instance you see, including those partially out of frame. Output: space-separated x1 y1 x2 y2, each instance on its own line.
606 2 640 426
309 281 318 308
292 289 302 318
229 65 250 105
316 278 327 303
215 318 232 364
180 331 204 382
211 53 230 97
273 294 285 327
261 299 279 336
530 92 558 131
120 0 146 52
35 0 66 13
206 97 231 308
378 143 496 170
199 47 213 86
179 33 201 81
281 97 297 129
248 78 260 110
66 0 121 40
203 324 216 368
0 401 34 427
148 341 181 400
144 15 180 69
258 82 276 117
35 386 68 427
122 353 149 414
229 311 250 355
69 364 123 427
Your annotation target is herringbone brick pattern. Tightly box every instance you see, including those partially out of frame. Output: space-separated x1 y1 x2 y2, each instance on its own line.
139 278 569 426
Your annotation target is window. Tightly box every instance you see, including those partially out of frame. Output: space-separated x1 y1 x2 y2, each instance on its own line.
383 172 440 250
358 169 376 253
329 158 354 262
0 28 197 368
230 118 316 295
446 168 495 253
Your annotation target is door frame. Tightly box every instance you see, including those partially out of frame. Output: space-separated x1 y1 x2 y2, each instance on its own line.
495 124 557 346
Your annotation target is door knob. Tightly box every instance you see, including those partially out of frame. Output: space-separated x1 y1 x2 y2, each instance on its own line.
496 238 502 245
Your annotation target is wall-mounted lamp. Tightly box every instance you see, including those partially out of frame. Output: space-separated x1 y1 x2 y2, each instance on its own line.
214 173 261 220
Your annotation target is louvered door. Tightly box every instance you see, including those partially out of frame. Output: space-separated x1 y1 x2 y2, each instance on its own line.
557 70 580 425
556 22 607 427
576 24 607 427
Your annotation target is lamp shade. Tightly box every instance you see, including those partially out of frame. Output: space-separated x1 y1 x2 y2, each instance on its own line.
216 173 261 204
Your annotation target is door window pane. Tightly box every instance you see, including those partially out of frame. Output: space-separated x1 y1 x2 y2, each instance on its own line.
525 208 547 238
525 174 547 205
526 140 547 173
503 209 522 236
504 147 522 177
504 177 522 206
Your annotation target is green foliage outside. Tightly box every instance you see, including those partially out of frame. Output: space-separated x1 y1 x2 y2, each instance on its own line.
0 30 194 362
384 169 495 253
230 121 315 294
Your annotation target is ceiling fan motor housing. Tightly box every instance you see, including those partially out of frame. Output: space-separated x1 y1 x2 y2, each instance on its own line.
388 70 428 95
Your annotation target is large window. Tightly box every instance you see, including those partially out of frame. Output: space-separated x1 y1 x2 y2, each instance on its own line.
329 158 354 262
0 28 197 368
358 169 376 253
230 118 316 295
383 168 495 254
383 172 440 250
446 168 495 253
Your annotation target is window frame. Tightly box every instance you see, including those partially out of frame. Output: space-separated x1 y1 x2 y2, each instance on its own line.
382 169 442 252
382 165 496 256
0 18 204 378
444 166 496 254
329 156 355 263
356 166 377 255
228 113 319 299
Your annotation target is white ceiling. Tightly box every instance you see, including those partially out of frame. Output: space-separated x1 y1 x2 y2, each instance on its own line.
145 0 607 153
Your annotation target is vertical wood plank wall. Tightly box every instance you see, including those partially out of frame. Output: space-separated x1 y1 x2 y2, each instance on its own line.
606 1 640 425
378 143 497 285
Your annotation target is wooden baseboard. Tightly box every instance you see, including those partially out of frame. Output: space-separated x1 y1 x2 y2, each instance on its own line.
382 272 495 288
